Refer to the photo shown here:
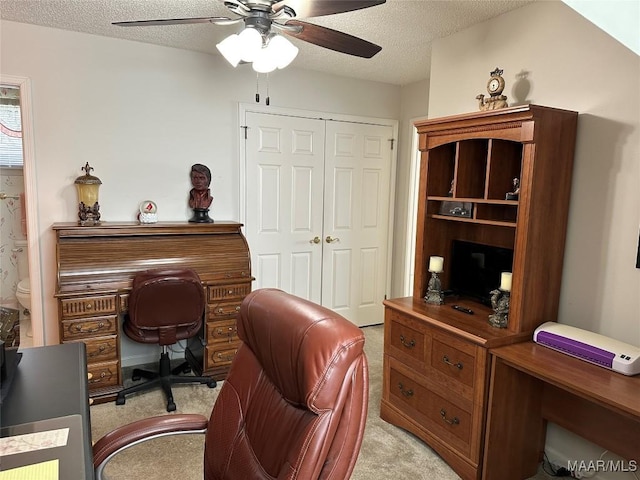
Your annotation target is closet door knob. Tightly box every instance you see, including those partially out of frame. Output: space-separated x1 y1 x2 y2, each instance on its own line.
325 236 340 244
310 236 321 244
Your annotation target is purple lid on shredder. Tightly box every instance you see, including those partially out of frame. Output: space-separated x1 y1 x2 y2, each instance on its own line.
536 330 615 368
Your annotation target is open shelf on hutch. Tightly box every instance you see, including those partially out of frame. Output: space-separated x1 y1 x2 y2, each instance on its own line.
426 137 522 228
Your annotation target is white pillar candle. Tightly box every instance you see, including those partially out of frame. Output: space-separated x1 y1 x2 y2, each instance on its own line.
500 272 512 292
429 256 444 273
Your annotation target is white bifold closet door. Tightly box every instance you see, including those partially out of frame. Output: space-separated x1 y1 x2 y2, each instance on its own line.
244 111 393 327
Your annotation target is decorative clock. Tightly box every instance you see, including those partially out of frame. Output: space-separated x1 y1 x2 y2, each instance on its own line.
476 67 508 111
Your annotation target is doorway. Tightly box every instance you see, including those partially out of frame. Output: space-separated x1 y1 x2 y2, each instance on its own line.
240 106 397 327
0 75 43 346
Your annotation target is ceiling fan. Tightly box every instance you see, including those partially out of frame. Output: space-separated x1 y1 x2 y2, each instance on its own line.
112 0 386 60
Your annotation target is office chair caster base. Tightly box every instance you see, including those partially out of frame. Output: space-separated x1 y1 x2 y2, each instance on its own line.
115 395 126 406
166 401 176 412
206 380 217 388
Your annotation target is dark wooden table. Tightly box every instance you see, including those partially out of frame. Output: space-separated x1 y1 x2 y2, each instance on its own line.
1 343 94 479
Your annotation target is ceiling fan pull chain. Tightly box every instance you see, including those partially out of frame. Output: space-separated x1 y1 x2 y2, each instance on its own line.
255 73 260 103
266 74 270 106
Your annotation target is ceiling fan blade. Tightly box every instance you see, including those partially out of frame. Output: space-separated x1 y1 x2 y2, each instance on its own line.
280 20 381 58
112 17 233 27
273 0 385 18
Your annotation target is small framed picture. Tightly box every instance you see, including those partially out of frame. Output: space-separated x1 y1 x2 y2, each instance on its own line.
439 201 473 218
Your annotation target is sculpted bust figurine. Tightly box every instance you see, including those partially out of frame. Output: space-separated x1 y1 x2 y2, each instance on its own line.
188 164 214 223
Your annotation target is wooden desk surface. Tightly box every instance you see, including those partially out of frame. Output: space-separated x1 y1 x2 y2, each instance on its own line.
491 341 640 420
484 341 640 480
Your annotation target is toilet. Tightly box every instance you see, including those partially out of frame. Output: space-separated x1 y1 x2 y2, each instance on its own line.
14 239 30 316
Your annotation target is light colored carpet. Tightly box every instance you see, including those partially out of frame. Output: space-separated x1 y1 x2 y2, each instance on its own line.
90 325 554 479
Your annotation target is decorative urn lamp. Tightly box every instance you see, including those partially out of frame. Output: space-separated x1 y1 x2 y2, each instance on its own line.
74 162 102 226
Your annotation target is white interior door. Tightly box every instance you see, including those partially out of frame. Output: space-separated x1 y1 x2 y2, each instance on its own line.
244 111 325 302
322 121 393 326
244 110 394 327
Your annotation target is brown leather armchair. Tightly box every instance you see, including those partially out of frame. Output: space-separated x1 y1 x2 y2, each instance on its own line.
94 288 369 480
115 268 216 412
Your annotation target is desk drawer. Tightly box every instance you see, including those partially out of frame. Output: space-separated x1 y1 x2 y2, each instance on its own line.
204 342 240 371
80 336 119 363
389 366 472 457
208 301 242 319
61 315 118 341
60 295 117 318
87 360 120 389
207 319 238 344
208 283 251 302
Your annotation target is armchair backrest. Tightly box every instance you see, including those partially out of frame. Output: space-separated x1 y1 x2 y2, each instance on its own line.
204 288 369 480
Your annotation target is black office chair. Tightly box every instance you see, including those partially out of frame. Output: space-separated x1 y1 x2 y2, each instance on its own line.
115 268 216 412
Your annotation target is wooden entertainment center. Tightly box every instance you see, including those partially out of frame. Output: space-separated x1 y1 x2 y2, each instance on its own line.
381 105 579 480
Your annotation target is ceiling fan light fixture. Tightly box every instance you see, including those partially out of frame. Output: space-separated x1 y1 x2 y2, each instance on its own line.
216 34 243 67
268 34 299 69
252 48 278 73
252 34 298 73
237 27 263 62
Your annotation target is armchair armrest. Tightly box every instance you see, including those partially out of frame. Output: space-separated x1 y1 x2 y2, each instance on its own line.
93 413 208 480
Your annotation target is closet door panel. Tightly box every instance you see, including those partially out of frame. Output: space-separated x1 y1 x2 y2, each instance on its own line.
245 112 325 301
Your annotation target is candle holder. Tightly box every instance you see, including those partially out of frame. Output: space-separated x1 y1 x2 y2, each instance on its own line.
488 288 510 328
424 270 444 305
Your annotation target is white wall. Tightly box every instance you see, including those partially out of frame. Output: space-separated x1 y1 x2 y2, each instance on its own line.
391 79 429 297
428 1 639 477
0 20 401 352
563 0 640 55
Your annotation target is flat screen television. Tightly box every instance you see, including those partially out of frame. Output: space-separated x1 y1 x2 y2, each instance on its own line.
449 240 514 306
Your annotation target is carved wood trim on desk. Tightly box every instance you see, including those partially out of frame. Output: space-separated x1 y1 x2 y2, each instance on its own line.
53 221 252 403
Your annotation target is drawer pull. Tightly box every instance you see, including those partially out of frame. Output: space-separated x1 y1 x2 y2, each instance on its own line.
90 372 107 384
442 355 463 370
399 335 415 349
215 327 235 335
74 321 105 333
440 409 459 425
215 350 238 362
398 382 414 397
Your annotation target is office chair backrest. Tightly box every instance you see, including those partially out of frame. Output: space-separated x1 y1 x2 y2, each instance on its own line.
204 288 369 480
125 268 205 346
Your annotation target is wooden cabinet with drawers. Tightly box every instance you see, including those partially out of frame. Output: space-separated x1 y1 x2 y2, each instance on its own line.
186 282 251 378
53 221 252 403
381 106 578 480
59 294 121 392
382 298 523 480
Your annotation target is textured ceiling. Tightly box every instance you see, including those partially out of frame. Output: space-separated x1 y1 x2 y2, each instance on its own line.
0 0 534 86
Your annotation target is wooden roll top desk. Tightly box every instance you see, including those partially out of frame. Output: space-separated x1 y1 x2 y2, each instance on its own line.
53 221 252 403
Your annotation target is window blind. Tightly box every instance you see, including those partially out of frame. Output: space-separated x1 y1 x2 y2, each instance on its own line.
0 103 23 168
